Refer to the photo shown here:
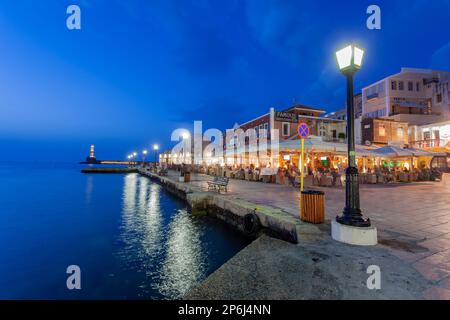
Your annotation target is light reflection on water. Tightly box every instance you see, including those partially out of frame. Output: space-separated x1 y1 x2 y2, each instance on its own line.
157 209 206 298
0 163 250 299
116 173 240 299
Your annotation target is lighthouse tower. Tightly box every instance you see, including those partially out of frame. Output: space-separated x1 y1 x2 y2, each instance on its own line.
89 145 95 158
86 144 97 163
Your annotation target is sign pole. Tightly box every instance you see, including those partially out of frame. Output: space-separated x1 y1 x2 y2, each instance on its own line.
298 122 309 219
300 138 304 192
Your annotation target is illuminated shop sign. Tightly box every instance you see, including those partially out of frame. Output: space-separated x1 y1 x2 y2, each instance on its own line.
275 112 297 123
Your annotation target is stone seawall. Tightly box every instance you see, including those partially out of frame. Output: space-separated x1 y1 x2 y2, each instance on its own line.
81 167 138 174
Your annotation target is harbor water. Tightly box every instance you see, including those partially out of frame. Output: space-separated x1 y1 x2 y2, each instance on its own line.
0 162 250 299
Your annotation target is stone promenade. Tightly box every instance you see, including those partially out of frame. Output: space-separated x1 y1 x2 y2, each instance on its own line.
166 171 450 299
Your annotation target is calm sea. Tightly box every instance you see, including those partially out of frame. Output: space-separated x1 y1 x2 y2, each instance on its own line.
0 162 250 299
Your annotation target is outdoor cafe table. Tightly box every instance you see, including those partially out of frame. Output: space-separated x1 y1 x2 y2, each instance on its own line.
260 168 277 183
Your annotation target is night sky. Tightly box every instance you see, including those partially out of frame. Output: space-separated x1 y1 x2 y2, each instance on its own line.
0 0 449 161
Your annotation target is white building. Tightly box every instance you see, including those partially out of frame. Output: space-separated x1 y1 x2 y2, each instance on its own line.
362 68 450 126
409 120 450 150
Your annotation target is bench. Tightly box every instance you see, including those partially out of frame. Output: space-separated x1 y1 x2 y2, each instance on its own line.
158 168 168 176
207 176 229 193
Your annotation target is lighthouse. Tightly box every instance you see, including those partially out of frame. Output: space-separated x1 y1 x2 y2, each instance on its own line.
86 144 97 163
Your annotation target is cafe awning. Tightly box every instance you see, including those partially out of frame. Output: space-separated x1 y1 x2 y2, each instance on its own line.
372 146 414 157
280 135 347 153
403 148 446 157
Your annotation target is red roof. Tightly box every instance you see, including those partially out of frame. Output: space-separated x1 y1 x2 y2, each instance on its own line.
283 104 326 113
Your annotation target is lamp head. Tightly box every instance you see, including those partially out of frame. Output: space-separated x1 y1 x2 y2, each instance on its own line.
336 44 364 75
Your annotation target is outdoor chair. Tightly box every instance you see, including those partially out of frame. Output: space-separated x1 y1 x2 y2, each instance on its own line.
207 176 229 193
399 172 409 182
367 174 377 184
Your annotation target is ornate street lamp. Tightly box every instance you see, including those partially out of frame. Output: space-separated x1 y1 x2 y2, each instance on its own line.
153 144 159 164
142 149 147 164
182 132 190 164
335 44 371 228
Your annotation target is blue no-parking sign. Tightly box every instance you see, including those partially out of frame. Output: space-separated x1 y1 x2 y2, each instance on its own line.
298 123 310 139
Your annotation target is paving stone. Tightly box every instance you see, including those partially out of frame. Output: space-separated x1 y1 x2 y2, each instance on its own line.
162 171 450 299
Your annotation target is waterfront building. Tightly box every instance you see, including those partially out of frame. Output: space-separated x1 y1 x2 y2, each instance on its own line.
361 118 409 147
226 104 348 170
362 68 450 126
324 93 363 144
409 120 450 151
325 93 363 121
160 140 218 166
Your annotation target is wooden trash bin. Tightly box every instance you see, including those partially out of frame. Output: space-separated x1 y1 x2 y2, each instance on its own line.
300 190 325 224
184 172 191 183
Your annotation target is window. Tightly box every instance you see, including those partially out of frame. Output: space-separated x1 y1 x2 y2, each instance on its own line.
398 81 404 90
408 81 413 91
282 122 290 136
416 82 420 92
391 81 397 90
437 94 442 103
397 127 404 138
254 126 259 137
379 125 386 137
264 123 269 137
259 124 264 137
319 125 326 136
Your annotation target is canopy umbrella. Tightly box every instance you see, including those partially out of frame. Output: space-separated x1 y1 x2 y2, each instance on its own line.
355 145 380 157
280 136 347 153
403 148 446 157
372 146 414 158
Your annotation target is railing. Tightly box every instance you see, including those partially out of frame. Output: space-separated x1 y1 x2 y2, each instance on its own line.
366 93 379 100
409 139 444 148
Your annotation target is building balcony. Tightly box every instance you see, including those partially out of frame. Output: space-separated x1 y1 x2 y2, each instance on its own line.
366 93 379 101
410 139 444 148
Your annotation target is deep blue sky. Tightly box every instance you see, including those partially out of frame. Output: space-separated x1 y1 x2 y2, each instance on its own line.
0 0 449 161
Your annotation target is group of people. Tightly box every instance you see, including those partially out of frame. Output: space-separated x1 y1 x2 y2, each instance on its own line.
277 165 300 186
311 166 345 187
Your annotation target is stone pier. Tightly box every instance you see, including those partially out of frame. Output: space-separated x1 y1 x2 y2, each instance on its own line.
139 168 317 243
137 168 439 299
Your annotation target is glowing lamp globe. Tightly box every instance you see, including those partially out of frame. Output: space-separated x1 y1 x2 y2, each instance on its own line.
335 45 364 74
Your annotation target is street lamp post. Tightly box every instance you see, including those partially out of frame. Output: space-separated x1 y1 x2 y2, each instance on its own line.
153 144 159 167
128 154 134 167
142 150 148 166
133 152 137 167
335 44 371 228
